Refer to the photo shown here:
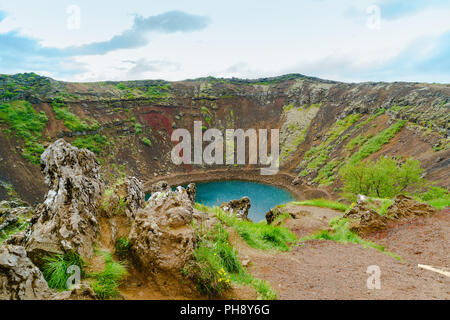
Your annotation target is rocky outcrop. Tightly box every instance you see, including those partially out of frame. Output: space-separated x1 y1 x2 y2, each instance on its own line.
98 177 145 248
186 183 197 204
0 201 32 233
101 177 145 219
150 181 171 194
24 139 104 264
129 186 196 292
344 202 388 234
387 194 438 219
121 177 146 218
344 195 439 235
0 245 53 300
266 208 283 225
220 197 251 221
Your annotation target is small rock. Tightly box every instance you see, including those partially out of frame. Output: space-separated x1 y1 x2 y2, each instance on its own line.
220 197 251 221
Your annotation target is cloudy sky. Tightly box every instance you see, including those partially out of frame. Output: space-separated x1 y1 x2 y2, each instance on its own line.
0 0 449 83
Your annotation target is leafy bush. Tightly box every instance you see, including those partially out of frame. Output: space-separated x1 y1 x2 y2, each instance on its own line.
340 156 424 199
115 83 128 90
42 252 86 291
417 186 449 201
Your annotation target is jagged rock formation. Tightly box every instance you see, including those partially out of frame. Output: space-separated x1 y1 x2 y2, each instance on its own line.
220 197 251 221
387 194 438 219
344 195 439 235
186 183 197 204
24 139 104 264
344 203 389 235
128 185 196 292
98 176 145 248
150 181 171 194
101 177 145 219
0 245 53 300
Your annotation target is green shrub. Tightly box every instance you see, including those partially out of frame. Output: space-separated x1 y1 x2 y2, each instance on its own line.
115 83 128 90
340 156 424 199
141 137 152 147
42 252 86 291
417 186 449 201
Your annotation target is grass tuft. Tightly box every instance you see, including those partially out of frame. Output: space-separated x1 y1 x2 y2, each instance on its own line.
42 252 86 291
90 250 128 299
196 203 297 251
185 220 277 299
301 217 402 260
290 199 349 212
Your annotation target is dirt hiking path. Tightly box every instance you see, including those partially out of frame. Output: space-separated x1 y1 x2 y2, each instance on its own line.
232 207 449 300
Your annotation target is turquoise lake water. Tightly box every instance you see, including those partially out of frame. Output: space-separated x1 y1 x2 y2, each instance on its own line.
146 180 296 221
194 180 295 222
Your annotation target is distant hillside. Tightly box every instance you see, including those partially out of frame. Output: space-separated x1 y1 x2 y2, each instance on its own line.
1 72 449 204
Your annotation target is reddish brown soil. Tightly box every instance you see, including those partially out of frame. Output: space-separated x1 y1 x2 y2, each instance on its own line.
233 208 449 300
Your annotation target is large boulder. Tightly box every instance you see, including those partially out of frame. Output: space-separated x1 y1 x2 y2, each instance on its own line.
0 245 53 300
24 139 104 264
128 186 196 292
387 195 438 219
220 197 251 221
